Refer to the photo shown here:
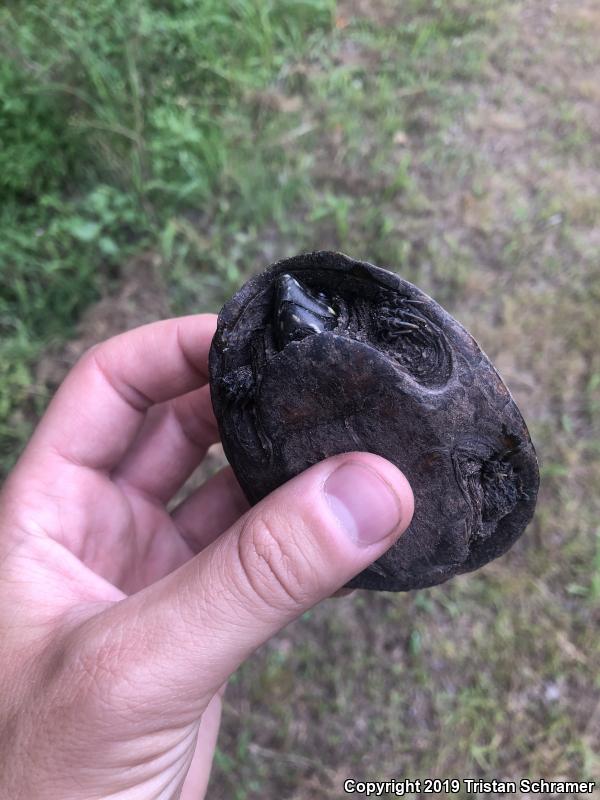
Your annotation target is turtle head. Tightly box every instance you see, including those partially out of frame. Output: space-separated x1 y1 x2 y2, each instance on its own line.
274 273 337 350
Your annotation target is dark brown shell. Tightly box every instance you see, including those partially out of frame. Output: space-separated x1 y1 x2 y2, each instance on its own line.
208 251 539 591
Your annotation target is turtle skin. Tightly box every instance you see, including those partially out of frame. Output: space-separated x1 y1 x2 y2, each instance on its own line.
208 251 539 592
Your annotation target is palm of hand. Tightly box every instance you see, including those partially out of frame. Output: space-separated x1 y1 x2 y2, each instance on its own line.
22 438 194 597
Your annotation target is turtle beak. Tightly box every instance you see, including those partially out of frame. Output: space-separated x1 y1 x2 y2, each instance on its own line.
274 273 336 350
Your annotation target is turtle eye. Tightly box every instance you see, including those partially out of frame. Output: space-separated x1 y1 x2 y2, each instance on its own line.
274 273 336 350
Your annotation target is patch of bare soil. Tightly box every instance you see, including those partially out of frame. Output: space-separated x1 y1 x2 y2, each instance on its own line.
457 0 600 248
446 0 600 470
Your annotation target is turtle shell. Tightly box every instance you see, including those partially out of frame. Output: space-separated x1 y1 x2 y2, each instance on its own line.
208 251 539 591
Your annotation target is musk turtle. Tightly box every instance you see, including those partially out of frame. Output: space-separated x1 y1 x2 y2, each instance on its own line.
208 251 539 591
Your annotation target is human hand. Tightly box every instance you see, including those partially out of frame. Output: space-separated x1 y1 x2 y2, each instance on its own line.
0 314 414 799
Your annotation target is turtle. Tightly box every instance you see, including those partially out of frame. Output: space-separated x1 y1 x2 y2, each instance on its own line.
208 251 539 591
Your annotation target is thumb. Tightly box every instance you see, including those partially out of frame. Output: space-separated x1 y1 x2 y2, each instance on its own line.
73 453 413 724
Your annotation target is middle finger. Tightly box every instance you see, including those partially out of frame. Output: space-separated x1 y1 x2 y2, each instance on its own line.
111 384 219 503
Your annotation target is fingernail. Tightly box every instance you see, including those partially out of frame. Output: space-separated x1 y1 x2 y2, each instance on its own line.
324 462 402 546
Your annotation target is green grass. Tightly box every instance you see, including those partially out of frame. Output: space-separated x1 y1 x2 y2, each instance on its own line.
0 0 334 473
2 0 600 797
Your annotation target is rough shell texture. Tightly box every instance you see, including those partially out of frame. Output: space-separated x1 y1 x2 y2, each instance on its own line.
208 251 539 591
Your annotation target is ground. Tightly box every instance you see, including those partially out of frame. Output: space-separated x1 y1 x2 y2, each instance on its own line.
2 0 599 797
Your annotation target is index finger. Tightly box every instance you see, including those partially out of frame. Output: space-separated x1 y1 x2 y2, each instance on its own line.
25 314 217 471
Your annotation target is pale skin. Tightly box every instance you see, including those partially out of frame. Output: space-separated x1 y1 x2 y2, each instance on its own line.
0 314 414 799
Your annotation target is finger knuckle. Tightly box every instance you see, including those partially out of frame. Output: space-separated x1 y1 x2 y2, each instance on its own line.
78 342 102 372
236 513 314 612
